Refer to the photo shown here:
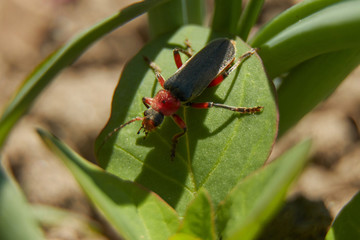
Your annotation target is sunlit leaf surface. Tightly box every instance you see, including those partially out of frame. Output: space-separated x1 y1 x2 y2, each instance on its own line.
96 25 277 215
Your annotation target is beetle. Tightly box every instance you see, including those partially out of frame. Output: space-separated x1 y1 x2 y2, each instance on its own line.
103 38 263 159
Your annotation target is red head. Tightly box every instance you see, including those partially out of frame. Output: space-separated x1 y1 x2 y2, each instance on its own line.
138 108 164 135
100 89 181 151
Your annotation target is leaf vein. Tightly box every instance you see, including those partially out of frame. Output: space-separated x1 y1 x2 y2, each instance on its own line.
197 69 248 189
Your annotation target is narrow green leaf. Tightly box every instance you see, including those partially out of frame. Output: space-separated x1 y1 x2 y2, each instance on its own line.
250 0 346 46
185 0 205 25
148 0 205 39
176 188 215 240
0 162 44 240
148 0 184 39
278 47 360 136
236 0 265 41
169 233 201 240
325 191 360 240
37 129 179 240
256 1 360 78
211 0 243 35
96 25 277 216
217 140 311 240
0 0 171 149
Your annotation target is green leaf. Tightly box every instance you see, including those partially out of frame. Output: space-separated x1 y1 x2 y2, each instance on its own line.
0 0 171 149
176 188 215 240
96 25 277 215
37 129 180 240
255 0 360 78
0 162 44 240
169 233 202 240
325 191 360 240
211 0 243 35
236 0 265 41
250 0 346 46
277 47 360 136
216 140 311 240
148 0 205 38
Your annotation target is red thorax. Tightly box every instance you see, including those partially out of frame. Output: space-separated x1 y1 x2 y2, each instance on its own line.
151 90 181 116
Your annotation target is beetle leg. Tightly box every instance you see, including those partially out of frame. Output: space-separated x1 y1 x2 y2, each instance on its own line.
184 39 194 56
142 97 154 108
173 49 185 69
171 114 187 160
207 67 231 88
186 102 263 114
226 48 257 76
173 39 194 69
208 48 257 88
143 56 166 87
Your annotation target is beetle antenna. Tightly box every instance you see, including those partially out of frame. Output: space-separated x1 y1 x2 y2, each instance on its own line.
97 117 144 154
137 125 144 134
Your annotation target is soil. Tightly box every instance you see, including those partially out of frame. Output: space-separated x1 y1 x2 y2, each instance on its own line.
1 0 359 239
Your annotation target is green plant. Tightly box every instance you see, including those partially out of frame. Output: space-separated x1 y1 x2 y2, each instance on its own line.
1 0 360 239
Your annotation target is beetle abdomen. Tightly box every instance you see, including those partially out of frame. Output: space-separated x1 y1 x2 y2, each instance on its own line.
164 38 236 102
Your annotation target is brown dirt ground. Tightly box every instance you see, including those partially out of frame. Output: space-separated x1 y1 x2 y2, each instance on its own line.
1 0 359 239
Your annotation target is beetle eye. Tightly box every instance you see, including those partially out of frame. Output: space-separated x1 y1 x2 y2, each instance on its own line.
162 100 166 104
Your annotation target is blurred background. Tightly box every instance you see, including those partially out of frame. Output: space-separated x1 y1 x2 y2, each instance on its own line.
1 0 359 239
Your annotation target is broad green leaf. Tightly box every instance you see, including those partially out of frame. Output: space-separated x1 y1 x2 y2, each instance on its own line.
250 0 347 46
217 140 311 240
325 191 360 240
256 0 360 78
96 25 277 215
0 0 171 149
0 161 44 240
37 129 179 240
236 0 265 41
176 188 215 240
148 0 205 38
278 47 360 136
211 0 243 36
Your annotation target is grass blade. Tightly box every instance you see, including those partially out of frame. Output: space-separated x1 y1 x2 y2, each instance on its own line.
250 0 345 46
175 189 216 240
236 0 265 41
0 0 171 149
217 140 311 240
211 0 243 35
148 0 205 38
0 162 44 240
325 191 360 240
37 129 179 240
256 1 360 78
277 47 360 136
169 233 200 240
